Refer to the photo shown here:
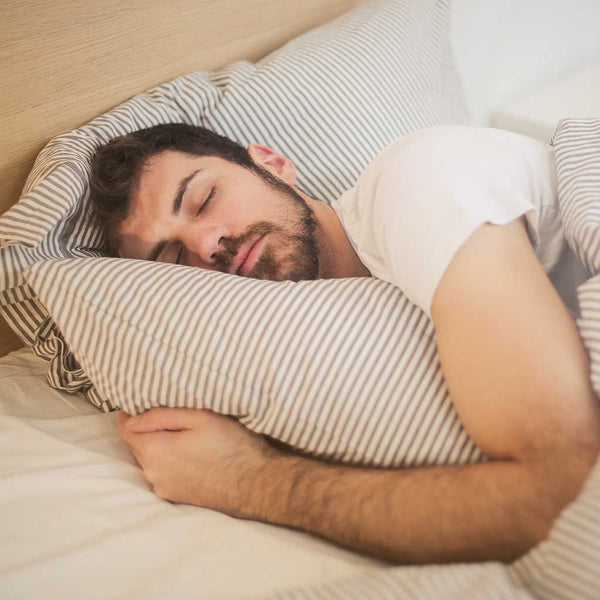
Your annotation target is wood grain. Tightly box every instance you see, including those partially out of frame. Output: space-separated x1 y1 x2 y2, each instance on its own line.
0 0 360 356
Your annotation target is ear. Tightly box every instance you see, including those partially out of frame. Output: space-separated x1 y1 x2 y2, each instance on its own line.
247 144 297 186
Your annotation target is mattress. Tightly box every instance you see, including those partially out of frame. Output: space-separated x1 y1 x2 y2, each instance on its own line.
0 348 383 599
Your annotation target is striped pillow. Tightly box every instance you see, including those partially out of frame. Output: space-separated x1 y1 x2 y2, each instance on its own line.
25 257 484 469
0 0 467 410
551 119 600 277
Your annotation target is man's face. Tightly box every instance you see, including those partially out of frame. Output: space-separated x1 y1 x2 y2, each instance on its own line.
118 150 320 281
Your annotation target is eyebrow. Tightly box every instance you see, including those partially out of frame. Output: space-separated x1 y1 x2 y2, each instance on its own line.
173 169 202 216
145 169 202 262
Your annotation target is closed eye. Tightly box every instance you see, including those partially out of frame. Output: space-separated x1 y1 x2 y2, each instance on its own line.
197 186 216 215
174 244 184 265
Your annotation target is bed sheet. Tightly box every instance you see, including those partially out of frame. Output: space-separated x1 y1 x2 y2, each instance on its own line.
0 348 384 599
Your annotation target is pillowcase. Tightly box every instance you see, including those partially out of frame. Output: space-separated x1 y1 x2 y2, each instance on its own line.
552 119 600 415
25 256 483 469
551 118 600 278
0 0 468 411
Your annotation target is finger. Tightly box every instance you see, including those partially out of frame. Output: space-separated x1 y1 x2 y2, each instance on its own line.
126 430 173 463
126 407 205 433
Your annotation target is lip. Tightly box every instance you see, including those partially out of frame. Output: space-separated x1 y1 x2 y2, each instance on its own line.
239 235 266 277
230 235 264 276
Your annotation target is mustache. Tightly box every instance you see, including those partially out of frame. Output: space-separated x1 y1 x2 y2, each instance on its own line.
212 221 280 273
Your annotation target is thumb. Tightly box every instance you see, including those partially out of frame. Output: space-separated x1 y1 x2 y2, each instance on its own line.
126 407 200 433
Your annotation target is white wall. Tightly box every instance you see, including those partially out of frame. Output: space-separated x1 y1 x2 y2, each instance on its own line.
450 0 600 125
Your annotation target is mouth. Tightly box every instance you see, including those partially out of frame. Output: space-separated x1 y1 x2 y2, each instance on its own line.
232 235 266 276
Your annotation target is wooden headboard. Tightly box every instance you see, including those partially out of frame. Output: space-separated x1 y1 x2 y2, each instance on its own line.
0 0 360 356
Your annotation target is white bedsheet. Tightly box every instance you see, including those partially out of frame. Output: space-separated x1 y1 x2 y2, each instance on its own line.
0 349 383 599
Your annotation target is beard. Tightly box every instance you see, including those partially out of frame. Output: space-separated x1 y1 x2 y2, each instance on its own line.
210 171 320 281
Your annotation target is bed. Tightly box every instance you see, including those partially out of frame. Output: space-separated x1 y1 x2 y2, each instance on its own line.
2 1 600 598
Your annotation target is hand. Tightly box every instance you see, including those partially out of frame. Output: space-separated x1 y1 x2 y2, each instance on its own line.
118 408 278 514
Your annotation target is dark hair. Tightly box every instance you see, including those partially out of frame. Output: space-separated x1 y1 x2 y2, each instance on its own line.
89 123 257 254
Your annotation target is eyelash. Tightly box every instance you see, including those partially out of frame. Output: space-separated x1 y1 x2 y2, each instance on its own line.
175 246 183 265
175 186 216 265
197 186 216 216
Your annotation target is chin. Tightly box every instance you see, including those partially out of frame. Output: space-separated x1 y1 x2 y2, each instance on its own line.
249 252 318 282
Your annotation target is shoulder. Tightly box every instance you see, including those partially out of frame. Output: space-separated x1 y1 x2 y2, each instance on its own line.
352 127 549 315
360 125 552 219
351 125 550 198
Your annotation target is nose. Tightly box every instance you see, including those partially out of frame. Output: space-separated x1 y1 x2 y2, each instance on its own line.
179 222 229 268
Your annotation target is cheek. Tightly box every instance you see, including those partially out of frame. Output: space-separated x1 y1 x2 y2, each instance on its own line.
222 192 259 222
232 194 282 227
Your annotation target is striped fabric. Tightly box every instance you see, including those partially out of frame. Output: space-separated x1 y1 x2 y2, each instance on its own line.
552 119 600 277
0 0 467 410
26 257 483 469
552 120 600 397
272 564 536 600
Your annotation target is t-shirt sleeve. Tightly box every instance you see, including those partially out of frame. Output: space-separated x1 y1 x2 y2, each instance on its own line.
365 127 539 317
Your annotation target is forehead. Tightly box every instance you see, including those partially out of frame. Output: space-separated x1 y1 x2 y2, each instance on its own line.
131 151 232 214
136 150 215 197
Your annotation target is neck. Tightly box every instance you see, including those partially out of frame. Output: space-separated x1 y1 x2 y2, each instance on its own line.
306 197 371 279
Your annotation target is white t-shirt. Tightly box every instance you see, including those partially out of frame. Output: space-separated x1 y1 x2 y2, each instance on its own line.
331 126 588 318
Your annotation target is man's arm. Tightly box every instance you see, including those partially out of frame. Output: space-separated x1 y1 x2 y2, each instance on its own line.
120 218 600 564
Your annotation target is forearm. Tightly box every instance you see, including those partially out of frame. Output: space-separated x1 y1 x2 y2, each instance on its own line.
237 447 596 564
121 404 598 564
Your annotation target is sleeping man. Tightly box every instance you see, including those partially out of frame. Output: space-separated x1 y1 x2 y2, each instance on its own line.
90 122 600 564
